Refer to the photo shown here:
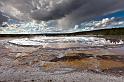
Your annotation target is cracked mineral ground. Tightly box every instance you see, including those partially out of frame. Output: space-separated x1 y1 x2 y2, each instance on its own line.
0 35 124 82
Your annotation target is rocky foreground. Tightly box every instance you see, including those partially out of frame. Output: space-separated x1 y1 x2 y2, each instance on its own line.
0 35 124 82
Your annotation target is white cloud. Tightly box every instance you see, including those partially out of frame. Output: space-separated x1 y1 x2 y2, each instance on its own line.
0 0 124 29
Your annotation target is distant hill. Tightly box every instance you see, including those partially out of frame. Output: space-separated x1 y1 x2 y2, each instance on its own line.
0 12 8 25
0 28 124 37
67 28 124 36
45 28 124 36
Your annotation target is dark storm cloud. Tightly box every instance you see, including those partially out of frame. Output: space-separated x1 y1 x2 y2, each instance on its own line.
0 0 87 21
30 0 124 21
0 11 8 25
30 0 87 21
0 0 124 28
59 0 124 26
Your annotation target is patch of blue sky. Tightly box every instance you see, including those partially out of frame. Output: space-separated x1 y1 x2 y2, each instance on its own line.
104 11 124 18
95 10 124 20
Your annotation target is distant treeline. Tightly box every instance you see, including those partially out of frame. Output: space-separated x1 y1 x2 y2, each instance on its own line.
0 28 124 37
75 28 124 35
55 28 124 36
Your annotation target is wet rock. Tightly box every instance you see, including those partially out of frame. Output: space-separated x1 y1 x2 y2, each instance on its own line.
31 48 61 61
102 67 124 76
0 57 14 67
0 45 10 57
15 53 29 58
50 53 94 62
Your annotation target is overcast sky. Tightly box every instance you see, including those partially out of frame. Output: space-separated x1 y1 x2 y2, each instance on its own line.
0 0 124 28
0 12 8 25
